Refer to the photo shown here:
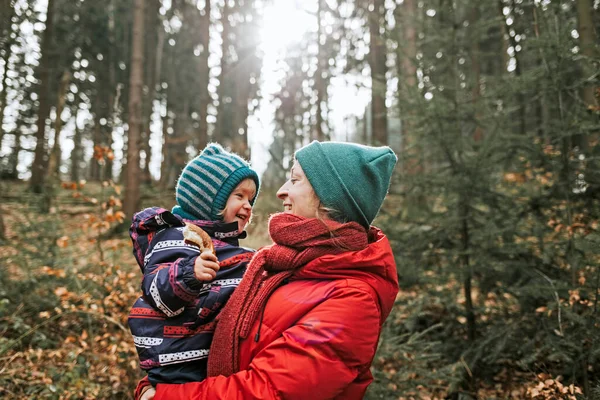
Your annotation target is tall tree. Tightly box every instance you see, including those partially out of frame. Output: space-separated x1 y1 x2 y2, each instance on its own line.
140 0 161 184
213 0 262 157
196 0 211 152
394 0 418 173
123 0 144 218
368 0 388 145
0 0 11 238
529 3 549 140
506 0 526 136
70 107 83 182
497 0 510 71
158 12 189 191
0 0 13 39
0 0 15 147
576 0 599 151
469 4 483 142
2 2 35 182
314 0 326 141
47 69 70 177
231 2 262 158
29 0 55 193
83 0 132 182
215 0 232 145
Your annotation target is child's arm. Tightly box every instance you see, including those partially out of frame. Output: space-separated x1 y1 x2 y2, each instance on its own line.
191 249 253 326
140 234 219 317
130 207 217 316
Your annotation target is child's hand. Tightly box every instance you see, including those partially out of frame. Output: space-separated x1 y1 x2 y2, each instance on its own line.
194 250 220 281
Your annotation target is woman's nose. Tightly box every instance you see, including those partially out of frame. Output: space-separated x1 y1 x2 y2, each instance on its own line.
276 182 289 200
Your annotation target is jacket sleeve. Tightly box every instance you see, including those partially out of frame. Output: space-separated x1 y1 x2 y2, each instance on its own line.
190 251 254 328
153 285 382 400
140 252 203 317
131 208 206 317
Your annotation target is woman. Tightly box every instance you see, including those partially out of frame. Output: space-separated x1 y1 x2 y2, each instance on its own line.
137 140 399 400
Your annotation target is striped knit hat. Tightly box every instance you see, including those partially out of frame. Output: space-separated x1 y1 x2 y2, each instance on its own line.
171 143 260 221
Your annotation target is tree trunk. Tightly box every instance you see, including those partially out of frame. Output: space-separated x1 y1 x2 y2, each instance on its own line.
369 0 388 145
0 0 11 36
575 0 598 151
105 0 117 179
70 108 82 182
159 100 170 188
123 0 145 219
231 12 259 159
162 101 189 190
140 0 160 184
0 0 15 147
395 0 417 174
398 0 417 90
497 0 510 71
215 1 231 145
89 112 102 181
0 205 5 240
469 5 483 142
314 0 325 142
30 0 55 193
90 88 113 182
6 125 20 179
530 5 548 141
460 197 476 342
0 42 12 147
233 79 250 157
47 70 70 178
0 0 14 56
197 0 210 152
159 46 175 189
506 0 526 136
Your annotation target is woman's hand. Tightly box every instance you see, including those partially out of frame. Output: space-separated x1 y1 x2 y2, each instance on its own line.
194 250 220 281
140 386 156 400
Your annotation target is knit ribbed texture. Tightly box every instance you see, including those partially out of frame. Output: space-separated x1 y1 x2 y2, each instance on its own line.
173 143 260 221
207 213 368 377
295 141 397 228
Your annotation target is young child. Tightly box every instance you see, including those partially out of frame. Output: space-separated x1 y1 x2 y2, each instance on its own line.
127 143 260 386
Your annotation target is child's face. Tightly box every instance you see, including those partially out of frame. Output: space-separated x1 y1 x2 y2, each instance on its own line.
276 160 320 219
223 179 257 234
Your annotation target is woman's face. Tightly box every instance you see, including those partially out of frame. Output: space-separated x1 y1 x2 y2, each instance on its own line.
276 160 320 219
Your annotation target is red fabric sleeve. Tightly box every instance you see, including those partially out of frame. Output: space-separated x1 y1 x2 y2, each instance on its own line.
153 285 382 400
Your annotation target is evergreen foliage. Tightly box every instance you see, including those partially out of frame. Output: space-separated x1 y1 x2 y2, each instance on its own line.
372 0 600 397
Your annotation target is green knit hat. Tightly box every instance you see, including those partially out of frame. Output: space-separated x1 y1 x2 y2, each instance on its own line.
172 143 260 221
295 141 397 228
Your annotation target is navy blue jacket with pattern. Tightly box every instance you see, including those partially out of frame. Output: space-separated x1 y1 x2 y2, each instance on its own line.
127 207 253 385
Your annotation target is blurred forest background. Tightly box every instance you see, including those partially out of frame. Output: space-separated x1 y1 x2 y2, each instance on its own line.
0 0 599 399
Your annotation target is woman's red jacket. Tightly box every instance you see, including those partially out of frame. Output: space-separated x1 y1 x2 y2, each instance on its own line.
139 228 399 400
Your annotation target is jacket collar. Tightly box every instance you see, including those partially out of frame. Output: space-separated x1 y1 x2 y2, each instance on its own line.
292 227 399 323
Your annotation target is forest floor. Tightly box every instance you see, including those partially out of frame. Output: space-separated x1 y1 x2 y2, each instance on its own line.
0 180 280 399
0 181 145 399
0 180 579 399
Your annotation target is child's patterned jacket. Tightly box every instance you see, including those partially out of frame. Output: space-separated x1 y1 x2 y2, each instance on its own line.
127 207 253 384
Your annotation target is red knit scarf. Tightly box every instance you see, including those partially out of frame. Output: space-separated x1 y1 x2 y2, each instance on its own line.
207 212 368 377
